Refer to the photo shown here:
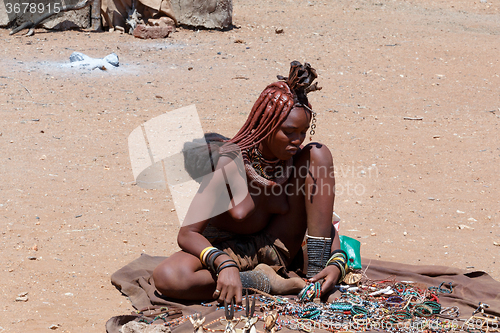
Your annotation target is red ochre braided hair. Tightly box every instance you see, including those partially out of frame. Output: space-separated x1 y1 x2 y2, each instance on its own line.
222 61 322 154
183 61 321 185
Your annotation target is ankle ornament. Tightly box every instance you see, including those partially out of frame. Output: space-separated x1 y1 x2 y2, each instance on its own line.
239 270 271 293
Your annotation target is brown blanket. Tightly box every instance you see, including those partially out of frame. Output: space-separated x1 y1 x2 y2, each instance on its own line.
107 254 500 333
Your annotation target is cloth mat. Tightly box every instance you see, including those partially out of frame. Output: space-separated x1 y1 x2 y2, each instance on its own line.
107 254 500 333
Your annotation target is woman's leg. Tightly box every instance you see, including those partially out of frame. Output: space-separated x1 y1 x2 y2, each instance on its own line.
253 264 306 294
153 251 217 300
154 250 305 298
265 142 338 262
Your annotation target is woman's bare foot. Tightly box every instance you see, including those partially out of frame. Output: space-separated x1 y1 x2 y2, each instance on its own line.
254 264 306 295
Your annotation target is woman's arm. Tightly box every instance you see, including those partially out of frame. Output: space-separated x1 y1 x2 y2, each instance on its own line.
309 224 341 293
176 154 247 303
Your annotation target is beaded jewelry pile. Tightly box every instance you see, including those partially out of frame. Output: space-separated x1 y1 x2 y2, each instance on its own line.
132 280 500 333
258 280 450 333
256 279 499 333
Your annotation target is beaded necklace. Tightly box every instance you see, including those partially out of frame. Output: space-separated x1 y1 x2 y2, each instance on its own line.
242 146 293 187
247 146 288 180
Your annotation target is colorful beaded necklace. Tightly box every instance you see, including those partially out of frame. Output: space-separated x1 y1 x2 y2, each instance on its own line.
247 146 288 181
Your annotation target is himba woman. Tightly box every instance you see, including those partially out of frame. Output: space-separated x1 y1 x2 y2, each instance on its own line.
153 61 348 304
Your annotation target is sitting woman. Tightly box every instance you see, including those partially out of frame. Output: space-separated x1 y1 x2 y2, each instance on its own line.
153 61 348 304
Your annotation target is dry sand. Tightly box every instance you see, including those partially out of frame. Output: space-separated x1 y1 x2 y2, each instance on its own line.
1 0 499 331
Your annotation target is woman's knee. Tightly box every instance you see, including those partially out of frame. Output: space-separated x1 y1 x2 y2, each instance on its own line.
153 255 198 293
153 260 178 293
298 143 334 179
293 143 334 181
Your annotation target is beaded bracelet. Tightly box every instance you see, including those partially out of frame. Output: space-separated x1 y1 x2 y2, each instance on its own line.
351 305 369 316
352 313 369 326
330 302 353 312
297 281 321 302
413 304 433 317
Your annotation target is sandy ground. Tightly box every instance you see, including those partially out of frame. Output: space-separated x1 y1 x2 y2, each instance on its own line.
1 0 499 332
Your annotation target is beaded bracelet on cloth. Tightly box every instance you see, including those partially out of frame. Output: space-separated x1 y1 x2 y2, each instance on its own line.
298 281 321 302
330 302 353 312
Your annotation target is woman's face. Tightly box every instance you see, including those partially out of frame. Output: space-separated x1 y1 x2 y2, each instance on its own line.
260 106 311 160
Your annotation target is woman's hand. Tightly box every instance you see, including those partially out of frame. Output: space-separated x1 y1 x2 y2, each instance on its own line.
309 265 340 295
213 266 243 305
